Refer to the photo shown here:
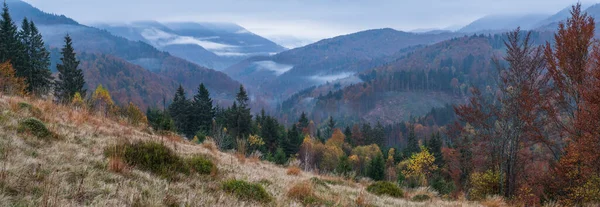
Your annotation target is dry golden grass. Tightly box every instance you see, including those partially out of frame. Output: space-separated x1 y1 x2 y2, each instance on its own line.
107 156 128 174
286 166 302 176
0 95 488 206
286 181 314 201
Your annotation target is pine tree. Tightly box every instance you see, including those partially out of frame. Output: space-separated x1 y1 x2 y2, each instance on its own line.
344 126 352 140
428 132 444 167
374 121 385 147
19 19 52 95
405 124 419 157
230 85 252 139
55 35 86 103
368 154 385 181
192 83 214 134
0 2 25 79
273 147 287 165
169 85 193 138
298 112 309 130
326 116 336 139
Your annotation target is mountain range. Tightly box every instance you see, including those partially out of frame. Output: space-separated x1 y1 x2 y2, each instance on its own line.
95 21 286 70
7 0 600 124
7 0 241 108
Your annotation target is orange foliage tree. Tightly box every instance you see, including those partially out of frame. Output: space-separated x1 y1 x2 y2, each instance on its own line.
0 62 26 96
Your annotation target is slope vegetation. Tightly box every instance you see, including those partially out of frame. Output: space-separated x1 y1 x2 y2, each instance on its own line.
0 95 487 206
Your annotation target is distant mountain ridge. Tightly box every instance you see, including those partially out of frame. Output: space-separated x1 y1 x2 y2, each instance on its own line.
7 0 241 108
96 21 287 70
224 28 464 101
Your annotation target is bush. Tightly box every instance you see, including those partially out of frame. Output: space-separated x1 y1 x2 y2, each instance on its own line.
18 102 42 117
469 170 501 201
287 166 302 176
105 142 188 179
18 117 52 139
412 194 431 202
193 131 207 144
287 182 322 205
221 179 272 203
186 156 215 175
366 181 404 198
430 176 455 195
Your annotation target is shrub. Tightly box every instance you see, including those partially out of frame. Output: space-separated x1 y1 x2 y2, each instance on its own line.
469 170 501 200
18 102 42 117
221 179 272 203
193 131 207 144
186 156 215 175
430 176 455 195
287 182 321 205
412 194 431 202
18 117 52 139
105 142 188 179
366 181 404 198
287 166 302 176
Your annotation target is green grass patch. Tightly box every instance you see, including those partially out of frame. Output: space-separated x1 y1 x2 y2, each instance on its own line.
105 142 187 179
104 142 217 179
411 194 431 202
17 117 52 139
185 156 215 175
366 181 404 198
221 179 272 203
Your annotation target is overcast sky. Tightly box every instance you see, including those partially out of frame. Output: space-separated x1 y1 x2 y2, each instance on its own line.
21 0 599 47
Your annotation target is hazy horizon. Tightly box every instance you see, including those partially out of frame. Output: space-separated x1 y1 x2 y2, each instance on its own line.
21 0 599 48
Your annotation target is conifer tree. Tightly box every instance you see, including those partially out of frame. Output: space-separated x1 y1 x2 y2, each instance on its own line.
0 2 25 78
298 112 309 130
326 116 336 139
229 85 252 139
19 18 52 95
169 85 193 138
405 124 419 157
344 126 352 140
192 83 214 134
368 153 385 181
55 35 86 102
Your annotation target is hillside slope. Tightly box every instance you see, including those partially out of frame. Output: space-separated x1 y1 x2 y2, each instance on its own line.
7 0 240 105
0 96 484 206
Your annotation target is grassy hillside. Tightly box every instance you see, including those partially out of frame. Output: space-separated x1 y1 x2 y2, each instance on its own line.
0 95 495 206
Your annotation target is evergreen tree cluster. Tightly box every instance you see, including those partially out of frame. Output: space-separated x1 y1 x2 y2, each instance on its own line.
0 2 85 100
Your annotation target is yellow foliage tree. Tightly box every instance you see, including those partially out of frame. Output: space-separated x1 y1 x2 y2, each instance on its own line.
326 128 345 148
92 84 114 116
126 102 147 126
0 62 26 96
401 146 438 186
71 92 84 109
351 144 382 175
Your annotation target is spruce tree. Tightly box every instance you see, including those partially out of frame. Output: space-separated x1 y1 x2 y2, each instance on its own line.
55 35 86 102
404 124 419 157
20 19 53 95
326 116 335 139
298 112 309 130
0 2 26 80
192 83 214 134
169 85 193 138
230 85 252 139
368 154 385 181
344 126 352 141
